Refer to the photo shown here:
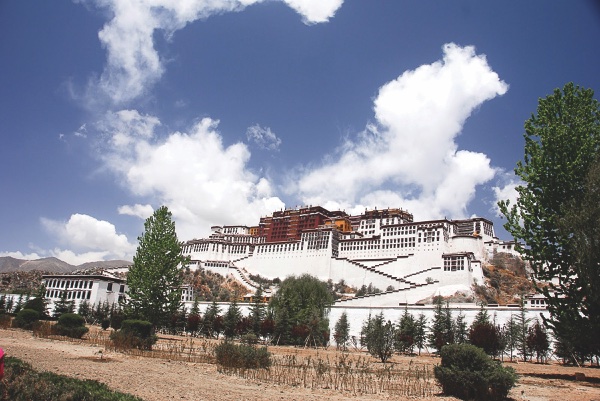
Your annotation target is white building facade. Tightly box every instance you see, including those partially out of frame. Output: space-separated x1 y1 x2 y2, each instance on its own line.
42 274 127 312
182 207 514 306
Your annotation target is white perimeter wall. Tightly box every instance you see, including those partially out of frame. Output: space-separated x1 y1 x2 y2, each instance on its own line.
184 301 549 344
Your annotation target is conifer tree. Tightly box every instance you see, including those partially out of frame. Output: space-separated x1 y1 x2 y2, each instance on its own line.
53 291 74 319
333 311 350 350
395 307 417 354
77 299 92 321
5 296 14 314
223 299 242 339
13 294 24 314
503 314 519 362
414 313 428 355
515 300 532 361
248 286 266 336
362 312 395 363
126 206 189 329
429 297 454 352
454 310 468 344
202 300 221 338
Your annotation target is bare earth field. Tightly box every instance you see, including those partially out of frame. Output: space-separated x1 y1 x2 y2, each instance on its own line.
2 327 600 401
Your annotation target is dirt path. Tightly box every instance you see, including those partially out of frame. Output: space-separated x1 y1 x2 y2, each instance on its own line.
2 328 600 401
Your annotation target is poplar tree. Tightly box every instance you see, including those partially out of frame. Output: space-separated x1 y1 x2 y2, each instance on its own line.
125 206 189 329
499 83 600 360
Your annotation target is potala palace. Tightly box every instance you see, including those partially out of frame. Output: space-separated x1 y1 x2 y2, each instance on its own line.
182 206 520 306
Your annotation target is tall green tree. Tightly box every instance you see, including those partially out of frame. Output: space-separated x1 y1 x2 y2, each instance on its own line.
503 314 519 362
499 83 600 360
515 300 532 361
555 156 600 361
125 206 189 329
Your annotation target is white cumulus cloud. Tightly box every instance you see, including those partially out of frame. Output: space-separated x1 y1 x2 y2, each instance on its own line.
491 172 522 217
41 214 136 263
98 111 284 240
246 124 282 151
118 204 154 219
0 251 44 260
294 43 508 220
81 0 344 106
283 0 344 24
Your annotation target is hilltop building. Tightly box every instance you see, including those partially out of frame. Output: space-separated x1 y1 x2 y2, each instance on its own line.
182 206 515 306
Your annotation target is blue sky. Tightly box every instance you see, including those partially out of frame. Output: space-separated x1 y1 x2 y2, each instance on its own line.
1 1 599 264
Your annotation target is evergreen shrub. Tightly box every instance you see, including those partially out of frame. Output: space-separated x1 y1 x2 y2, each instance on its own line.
110 319 157 350
434 344 517 401
53 313 89 338
12 309 40 330
215 341 271 370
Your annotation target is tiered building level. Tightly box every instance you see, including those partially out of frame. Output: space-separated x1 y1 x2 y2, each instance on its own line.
182 206 517 305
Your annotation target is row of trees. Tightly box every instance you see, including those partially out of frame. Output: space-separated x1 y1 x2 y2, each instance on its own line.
350 299 550 363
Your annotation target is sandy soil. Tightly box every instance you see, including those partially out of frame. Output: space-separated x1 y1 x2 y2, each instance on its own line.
2 327 600 401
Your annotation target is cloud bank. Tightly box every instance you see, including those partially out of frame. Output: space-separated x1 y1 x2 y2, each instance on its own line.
40 214 137 264
294 43 508 220
98 111 284 240
82 0 345 106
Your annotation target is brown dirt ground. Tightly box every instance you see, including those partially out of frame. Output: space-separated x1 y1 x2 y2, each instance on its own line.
2 327 600 401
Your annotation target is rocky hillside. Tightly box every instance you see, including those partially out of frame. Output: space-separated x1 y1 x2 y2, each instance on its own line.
183 268 250 302
474 252 535 304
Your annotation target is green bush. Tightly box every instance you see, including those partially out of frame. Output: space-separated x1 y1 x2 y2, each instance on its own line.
110 319 157 350
52 313 89 339
23 297 47 317
1 356 144 401
434 344 517 401
240 333 259 345
215 341 271 370
12 309 40 330
57 312 86 328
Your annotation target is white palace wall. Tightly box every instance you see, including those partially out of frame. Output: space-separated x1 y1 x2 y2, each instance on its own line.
182 214 504 306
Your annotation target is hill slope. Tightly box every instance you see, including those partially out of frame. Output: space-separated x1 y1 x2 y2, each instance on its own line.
0 256 132 274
